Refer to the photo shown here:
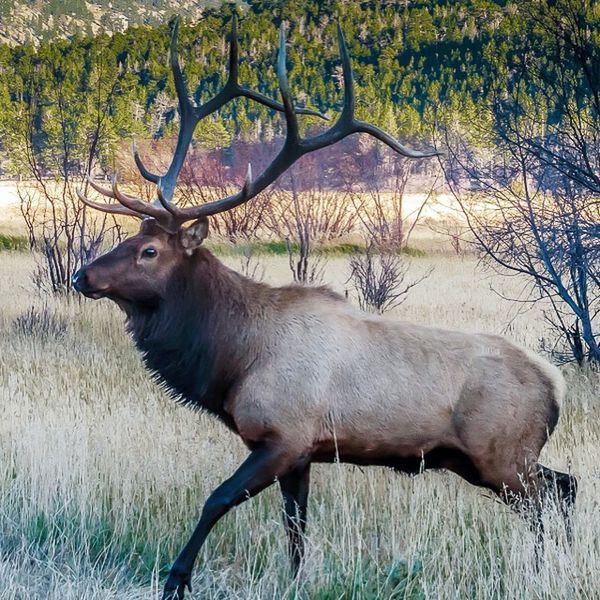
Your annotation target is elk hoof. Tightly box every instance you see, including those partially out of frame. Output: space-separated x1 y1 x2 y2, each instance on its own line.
162 568 192 600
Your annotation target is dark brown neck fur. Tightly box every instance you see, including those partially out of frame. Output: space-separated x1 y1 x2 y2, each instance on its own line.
125 249 263 428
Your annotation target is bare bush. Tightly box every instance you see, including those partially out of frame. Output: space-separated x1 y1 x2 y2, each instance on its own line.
346 148 437 252
13 305 68 342
348 243 431 314
4 41 124 293
237 245 265 281
439 0 600 365
284 236 325 285
266 153 357 284
426 213 470 257
20 181 123 294
277 182 327 284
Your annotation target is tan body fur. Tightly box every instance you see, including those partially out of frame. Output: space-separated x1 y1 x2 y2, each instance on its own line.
213 264 562 496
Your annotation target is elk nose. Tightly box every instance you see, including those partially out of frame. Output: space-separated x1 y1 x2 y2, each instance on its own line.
71 268 86 292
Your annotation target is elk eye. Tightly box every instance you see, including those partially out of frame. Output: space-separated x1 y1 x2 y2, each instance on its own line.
142 247 157 258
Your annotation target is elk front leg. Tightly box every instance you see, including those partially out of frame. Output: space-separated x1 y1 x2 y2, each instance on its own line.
162 444 299 600
279 463 311 574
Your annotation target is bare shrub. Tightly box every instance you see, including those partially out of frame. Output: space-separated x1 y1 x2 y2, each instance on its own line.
277 183 327 284
440 0 600 365
237 245 265 281
426 214 470 257
2 39 126 294
20 181 123 294
345 147 437 252
13 306 68 342
266 153 357 284
285 236 325 285
348 244 430 313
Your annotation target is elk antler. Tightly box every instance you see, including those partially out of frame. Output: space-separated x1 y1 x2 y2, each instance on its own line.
79 18 439 233
78 15 326 231
133 16 326 199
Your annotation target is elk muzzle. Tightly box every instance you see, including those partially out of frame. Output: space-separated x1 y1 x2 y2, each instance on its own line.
72 266 108 299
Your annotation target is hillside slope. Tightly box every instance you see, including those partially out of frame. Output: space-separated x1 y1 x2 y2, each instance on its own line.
0 0 235 46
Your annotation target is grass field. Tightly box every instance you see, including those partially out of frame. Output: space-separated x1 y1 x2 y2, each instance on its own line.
0 248 598 599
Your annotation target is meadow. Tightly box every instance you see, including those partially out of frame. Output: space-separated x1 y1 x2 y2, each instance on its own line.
1 238 599 600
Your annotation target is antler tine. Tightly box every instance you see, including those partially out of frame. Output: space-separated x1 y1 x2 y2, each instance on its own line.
132 141 160 184
233 87 327 119
244 162 253 192
156 179 180 216
277 24 300 144
86 175 118 199
352 121 442 158
227 12 239 85
337 23 355 122
110 175 168 220
170 17 194 119
153 16 201 204
76 187 143 218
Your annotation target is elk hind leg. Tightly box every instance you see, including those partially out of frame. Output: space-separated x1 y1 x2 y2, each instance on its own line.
279 463 311 575
538 464 577 545
480 460 547 565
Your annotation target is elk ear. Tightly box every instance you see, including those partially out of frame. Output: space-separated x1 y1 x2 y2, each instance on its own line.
180 217 209 255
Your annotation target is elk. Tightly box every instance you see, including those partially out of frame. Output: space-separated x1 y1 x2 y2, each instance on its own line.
72 17 577 600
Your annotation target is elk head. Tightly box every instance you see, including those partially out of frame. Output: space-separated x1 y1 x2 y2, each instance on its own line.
73 16 438 306
71 217 209 304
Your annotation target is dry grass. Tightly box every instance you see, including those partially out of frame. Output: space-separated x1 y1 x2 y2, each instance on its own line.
0 251 598 599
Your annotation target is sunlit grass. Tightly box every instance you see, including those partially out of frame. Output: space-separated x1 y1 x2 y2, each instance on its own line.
0 252 597 599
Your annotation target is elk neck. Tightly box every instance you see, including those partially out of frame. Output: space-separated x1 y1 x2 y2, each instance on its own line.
125 248 264 428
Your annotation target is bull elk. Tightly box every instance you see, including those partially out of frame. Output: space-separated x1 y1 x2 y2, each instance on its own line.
72 16 577 600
